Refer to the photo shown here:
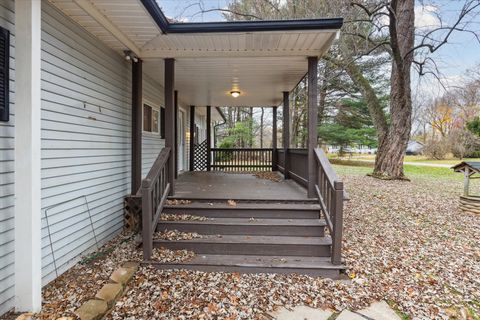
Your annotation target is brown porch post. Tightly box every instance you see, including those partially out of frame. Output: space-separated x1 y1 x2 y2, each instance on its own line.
272 106 278 171
174 90 178 178
307 56 319 198
131 59 142 193
282 91 290 179
189 105 195 171
206 106 212 171
165 58 175 195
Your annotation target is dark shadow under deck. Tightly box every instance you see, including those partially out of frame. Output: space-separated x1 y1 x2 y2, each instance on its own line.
173 171 309 200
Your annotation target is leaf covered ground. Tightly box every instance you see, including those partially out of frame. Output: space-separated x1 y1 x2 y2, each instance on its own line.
107 170 479 319
4 166 478 319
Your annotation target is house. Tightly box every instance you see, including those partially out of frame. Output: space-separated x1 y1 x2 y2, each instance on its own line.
406 140 424 155
0 0 343 315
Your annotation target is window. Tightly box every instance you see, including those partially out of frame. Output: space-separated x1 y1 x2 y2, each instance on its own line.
0 26 9 122
143 104 160 133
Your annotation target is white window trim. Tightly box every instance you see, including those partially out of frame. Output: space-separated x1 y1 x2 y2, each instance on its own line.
142 99 162 136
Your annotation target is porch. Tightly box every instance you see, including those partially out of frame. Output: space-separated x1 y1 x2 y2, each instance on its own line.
173 171 308 201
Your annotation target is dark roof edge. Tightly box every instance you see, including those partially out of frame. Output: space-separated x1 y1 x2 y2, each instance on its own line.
167 18 343 33
140 0 343 34
140 0 169 33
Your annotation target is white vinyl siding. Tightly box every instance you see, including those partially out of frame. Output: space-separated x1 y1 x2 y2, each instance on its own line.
142 74 165 178
0 1 190 314
40 2 131 284
0 0 14 315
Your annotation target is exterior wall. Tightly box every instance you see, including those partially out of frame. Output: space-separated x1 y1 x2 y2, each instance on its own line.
141 74 190 177
39 2 132 285
0 1 15 315
142 73 164 178
0 1 192 314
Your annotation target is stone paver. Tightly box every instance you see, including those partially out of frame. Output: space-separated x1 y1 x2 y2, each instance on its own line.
95 283 123 307
268 305 333 320
15 314 34 320
110 266 136 285
357 301 401 320
122 261 139 270
336 310 365 320
74 299 108 320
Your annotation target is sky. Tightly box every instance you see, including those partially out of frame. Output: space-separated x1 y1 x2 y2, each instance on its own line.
157 0 480 98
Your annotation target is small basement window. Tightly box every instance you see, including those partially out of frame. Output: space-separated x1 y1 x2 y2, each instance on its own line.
143 104 160 133
0 26 10 122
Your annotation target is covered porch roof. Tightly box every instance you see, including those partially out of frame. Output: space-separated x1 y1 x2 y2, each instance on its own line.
48 0 342 107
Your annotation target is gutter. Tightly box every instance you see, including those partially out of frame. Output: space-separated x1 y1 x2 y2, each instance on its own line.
140 0 343 34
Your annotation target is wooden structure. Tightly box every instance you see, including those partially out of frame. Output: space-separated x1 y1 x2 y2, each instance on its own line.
0 0 347 314
452 162 480 214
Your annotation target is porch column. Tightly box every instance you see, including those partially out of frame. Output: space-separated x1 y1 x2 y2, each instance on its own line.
282 91 290 179
189 105 195 171
206 106 212 171
272 106 278 171
174 90 178 178
131 59 142 193
165 58 175 195
14 0 42 312
307 56 319 198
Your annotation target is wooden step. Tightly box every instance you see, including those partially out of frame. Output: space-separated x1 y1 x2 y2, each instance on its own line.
163 202 320 219
150 254 344 278
157 218 326 236
154 235 331 257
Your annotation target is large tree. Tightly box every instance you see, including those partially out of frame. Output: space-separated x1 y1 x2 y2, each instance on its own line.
216 0 480 179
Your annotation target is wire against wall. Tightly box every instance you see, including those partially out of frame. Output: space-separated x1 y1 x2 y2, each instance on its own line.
43 195 99 278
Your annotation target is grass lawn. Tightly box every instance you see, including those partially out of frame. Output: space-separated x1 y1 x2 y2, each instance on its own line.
329 153 480 165
333 163 463 181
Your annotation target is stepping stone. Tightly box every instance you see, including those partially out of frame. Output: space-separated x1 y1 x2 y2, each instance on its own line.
15 314 34 320
268 305 333 320
110 266 136 285
95 283 123 307
357 301 401 320
122 261 139 270
75 299 108 320
336 310 365 320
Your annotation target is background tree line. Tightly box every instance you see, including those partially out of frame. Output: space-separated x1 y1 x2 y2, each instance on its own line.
205 0 480 179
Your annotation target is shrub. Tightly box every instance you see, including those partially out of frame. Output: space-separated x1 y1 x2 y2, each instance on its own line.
424 139 450 160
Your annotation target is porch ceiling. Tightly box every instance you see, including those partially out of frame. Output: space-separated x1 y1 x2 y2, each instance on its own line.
48 0 340 107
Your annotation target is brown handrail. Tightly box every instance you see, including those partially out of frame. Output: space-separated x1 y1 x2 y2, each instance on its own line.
314 148 344 265
141 147 171 260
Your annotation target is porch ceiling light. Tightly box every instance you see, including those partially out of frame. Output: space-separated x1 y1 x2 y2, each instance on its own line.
230 90 241 98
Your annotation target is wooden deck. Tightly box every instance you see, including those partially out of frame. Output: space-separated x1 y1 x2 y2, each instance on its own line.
172 171 309 200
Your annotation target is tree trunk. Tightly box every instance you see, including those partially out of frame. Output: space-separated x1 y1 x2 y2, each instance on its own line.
340 0 414 179
260 107 264 148
373 0 414 179
249 107 254 147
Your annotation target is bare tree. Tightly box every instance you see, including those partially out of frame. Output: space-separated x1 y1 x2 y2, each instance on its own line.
188 0 480 178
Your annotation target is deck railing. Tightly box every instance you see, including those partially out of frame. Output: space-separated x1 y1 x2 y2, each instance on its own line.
276 149 308 187
211 148 273 171
314 148 344 265
141 147 171 260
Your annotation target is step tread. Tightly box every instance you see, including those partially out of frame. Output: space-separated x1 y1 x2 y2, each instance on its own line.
164 202 320 210
151 254 345 270
154 235 332 245
159 218 326 227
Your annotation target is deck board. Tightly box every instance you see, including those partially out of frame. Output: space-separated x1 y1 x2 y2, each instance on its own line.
173 172 308 200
